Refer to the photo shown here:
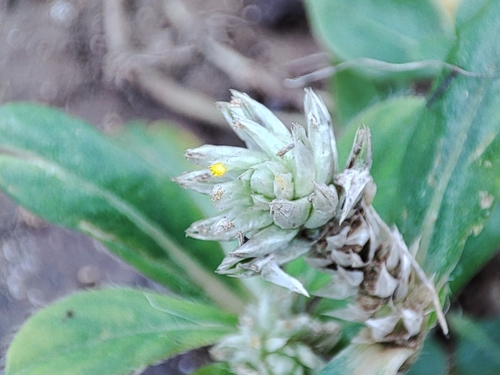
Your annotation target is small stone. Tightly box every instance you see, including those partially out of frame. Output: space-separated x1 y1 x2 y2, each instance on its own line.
77 265 100 286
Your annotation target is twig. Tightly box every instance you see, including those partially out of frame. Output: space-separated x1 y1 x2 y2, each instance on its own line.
161 0 303 107
131 69 227 127
102 0 305 129
201 37 287 101
103 0 130 52
103 0 228 127
283 52 331 77
132 68 304 128
284 57 494 88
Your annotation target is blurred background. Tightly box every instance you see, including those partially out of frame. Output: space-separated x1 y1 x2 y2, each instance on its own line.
0 1 499 374
0 0 324 373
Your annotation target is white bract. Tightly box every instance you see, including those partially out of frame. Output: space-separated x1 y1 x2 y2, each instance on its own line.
210 288 341 375
176 89 447 348
175 89 342 296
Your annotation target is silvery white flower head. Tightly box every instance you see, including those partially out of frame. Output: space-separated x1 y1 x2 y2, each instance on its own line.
176 89 448 348
175 88 341 296
210 287 341 375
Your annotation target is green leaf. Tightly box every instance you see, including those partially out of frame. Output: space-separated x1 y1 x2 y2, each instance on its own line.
305 0 455 63
5 288 237 375
113 121 200 177
318 343 415 375
331 70 393 127
396 0 500 284
191 363 232 375
450 314 500 375
0 105 246 312
456 0 493 27
112 121 215 218
447 0 500 293
450 202 500 293
338 96 425 223
406 334 448 375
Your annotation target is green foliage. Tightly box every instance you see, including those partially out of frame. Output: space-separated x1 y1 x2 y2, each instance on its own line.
111 122 215 218
2 0 500 374
307 0 456 125
0 106 246 310
330 69 399 127
5 289 237 375
311 0 500 374
191 363 232 375
337 96 425 222
333 0 500 290
306 0 455 63
395 0 500 284
450 314 500 375
403 315 500 375
405 334 448 375
450 202 500 293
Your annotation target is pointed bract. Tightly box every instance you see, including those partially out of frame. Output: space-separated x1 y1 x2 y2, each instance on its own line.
230 90 293 144
304 88 338 184
231 226 299 258
233 114 287 159
177 89 343 293
176 90 447 347
270 197 311 229
336 168 372 223
304 183 339 229
173 169 220 194
290 124 315 197
259 260 309 297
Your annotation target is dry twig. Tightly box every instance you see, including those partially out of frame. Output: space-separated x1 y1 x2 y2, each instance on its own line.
102 0 305 128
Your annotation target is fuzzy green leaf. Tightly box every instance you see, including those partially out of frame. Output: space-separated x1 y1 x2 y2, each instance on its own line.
306 0 455 63
450 202 500 293
191 363 232 375
5 288 237 375
0 105 245 311
396 0 500 284
331 70 394 127
450 314 500 375
112 122 215 218
338 96 425 222
406 334 448 375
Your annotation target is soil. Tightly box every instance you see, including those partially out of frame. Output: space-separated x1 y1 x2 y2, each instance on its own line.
0 1 499 374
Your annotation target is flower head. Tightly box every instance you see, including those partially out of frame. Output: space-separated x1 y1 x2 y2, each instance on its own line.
176 89 447 347
211 288 341 375
175 89 341 295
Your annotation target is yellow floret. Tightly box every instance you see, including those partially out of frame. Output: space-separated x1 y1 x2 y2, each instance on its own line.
209 162 227 177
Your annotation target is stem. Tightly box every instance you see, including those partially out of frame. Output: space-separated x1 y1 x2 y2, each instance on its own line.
284 58 489 88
